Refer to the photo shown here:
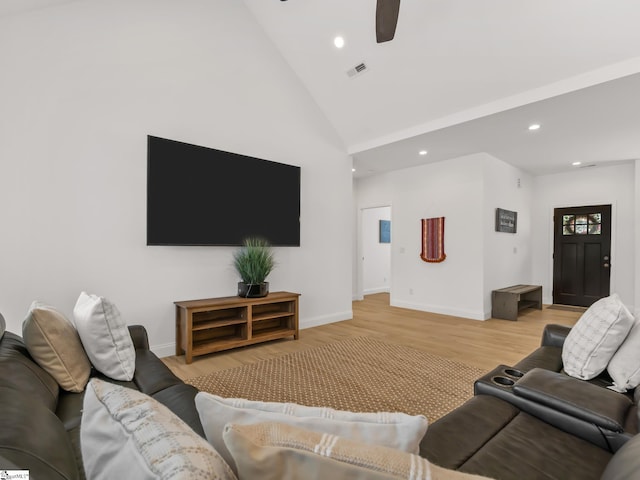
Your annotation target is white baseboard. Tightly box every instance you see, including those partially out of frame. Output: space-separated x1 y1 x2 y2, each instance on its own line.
300 310 353 329
151 310 353 358
391 299 488 321
363 287 390 295
352 294 364 301
152 342 176 359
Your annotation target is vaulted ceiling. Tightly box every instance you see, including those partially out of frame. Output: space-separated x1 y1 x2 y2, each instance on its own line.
3 1 640 177
244 0 640 176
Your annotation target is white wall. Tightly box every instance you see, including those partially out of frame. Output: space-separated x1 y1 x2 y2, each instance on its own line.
362 206 391 295
355 155 474 318
0 0 353 355
531 163 635 308
636 160 640 316
482 157 534 317
355 153 534 320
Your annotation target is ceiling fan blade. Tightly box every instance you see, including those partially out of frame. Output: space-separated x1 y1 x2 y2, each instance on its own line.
376 0 401 43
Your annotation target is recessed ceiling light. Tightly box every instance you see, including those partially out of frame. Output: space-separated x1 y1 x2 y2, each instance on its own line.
528 124 541 131
352 168 356 172
334 36 345 49
572 161 582 166
419 150 428 156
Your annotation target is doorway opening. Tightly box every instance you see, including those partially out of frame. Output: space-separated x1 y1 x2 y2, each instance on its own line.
552 204 611 307
360 206 391 303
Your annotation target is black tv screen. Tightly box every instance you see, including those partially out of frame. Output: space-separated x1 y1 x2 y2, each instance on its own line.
147 136 300 246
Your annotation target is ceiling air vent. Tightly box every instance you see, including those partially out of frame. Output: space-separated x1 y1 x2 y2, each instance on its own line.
347 62 368 78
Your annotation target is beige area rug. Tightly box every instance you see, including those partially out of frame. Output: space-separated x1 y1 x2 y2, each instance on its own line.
186 337 487 422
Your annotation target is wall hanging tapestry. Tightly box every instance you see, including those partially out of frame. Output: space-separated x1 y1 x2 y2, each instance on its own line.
421 217 446 263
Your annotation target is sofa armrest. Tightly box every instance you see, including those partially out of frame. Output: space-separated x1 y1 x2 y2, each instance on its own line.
541 324 572 348
513 368 633 432
128 325 150 350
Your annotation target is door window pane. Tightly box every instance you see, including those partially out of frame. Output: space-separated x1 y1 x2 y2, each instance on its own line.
563 215 574 235
562 212 602 235
589 224 602 235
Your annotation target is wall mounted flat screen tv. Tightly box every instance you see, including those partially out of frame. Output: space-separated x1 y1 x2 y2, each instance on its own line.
147 136 300 246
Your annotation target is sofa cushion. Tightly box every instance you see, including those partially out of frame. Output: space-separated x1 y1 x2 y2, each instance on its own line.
73 292 136 381
0 331 59 411
421 395 520 468
22 301 91 393
223 422 492 480
0 386 79 480
607 320 640 392
195 392 428 475
132 349 183 395
601 432 640 480
461 410 612 479
0 311 5 339
152 383 205 438
513 345 563 373
81 379 235 480
562 294 634 380
423 395 613 480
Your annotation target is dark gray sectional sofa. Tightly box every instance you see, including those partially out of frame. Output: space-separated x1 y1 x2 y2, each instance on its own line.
3 318 640 479
422 324 640 480
0 323 204 480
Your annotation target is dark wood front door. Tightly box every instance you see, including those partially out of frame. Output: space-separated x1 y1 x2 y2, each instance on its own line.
553 205 611 307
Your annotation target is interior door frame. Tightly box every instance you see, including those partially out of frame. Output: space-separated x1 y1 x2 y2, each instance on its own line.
355 204 392 301
546 201 617 305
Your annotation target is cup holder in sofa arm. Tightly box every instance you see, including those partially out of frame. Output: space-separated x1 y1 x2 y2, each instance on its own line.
513 368 633 433
492 376 515 387
503 368 524 378
475 365 522 398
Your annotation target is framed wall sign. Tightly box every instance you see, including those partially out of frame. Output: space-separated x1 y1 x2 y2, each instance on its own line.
496 208 517 233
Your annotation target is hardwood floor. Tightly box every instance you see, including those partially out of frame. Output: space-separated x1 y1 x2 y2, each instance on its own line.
162 293 581 380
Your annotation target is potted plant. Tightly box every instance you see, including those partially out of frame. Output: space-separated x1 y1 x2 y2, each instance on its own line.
233 237 275 298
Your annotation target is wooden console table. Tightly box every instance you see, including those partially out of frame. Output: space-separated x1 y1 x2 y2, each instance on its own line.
175 291 299 364
491 285 542 321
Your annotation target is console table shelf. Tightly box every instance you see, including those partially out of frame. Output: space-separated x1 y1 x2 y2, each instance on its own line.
175 291 300 364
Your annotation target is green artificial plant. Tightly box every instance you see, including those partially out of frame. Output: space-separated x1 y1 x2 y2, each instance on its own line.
233 237 275 285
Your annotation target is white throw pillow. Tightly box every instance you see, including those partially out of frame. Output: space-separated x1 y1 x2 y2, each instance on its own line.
223 422 493 480
81 379 236 480
607 319 640 392
73 292 136 381
195 392 428 475
562 294 634 380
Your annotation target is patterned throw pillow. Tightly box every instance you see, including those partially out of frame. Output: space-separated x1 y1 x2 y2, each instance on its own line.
562 294 634 380
81 379 236 480
22 301 91 392
195 393 428 474
73 292 136 381
223 422 493 480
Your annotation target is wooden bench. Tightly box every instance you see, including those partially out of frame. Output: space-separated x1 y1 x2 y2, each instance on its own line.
491 284 542 321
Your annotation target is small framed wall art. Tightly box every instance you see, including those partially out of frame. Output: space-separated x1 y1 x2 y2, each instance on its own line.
495 208 517 233
379 220 391 243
